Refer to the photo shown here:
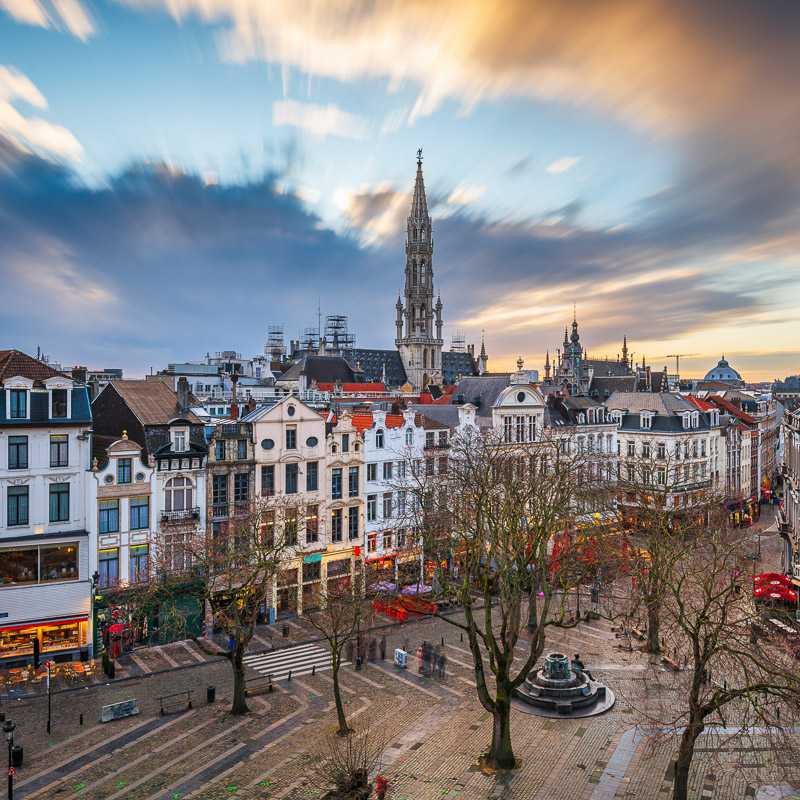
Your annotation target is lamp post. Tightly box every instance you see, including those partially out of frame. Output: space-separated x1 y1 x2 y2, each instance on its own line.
3 717 16 800
90 570 100 659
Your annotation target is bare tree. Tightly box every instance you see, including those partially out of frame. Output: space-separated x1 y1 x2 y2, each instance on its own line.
642 524 800 800
306 578 371 735
402 428 610 769
153 501 294 715
311 722 386 800
615 454 719 655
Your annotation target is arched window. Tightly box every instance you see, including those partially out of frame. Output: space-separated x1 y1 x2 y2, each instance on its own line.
376 429 385 449
165 476 193 512
423 349 428 369
405 428 413 446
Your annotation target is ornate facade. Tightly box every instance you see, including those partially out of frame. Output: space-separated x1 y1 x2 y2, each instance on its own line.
395 150 444 389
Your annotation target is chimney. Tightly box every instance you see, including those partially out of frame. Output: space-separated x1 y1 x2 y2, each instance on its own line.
230 373 239 420
177 376 190 414
71 366 87 385
247 396 256 413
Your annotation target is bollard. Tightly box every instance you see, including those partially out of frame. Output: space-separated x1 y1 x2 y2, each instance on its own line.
288 669 292 681
79 713 84 726
312 665 316 676
460 632 463 643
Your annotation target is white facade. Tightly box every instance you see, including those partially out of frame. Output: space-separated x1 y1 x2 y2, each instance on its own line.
0 369 94 663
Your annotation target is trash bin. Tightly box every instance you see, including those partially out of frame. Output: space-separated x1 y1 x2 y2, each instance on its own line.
207 686 216 704
281 624 289 638
11 745 23 768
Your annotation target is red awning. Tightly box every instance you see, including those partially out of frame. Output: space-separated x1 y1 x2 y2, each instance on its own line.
0 616 87 633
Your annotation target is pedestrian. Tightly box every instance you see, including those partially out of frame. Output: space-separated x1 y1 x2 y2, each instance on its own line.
375 774 389 800
416 645 424 675
438 652 447 679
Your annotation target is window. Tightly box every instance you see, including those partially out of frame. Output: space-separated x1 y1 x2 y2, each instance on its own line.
164 476 192 512
130 497 149 530
397 490 407 516
237 439 247 460
117 457 132 484
641 413 652 429
701 440 707 457
503 417 512 443
212 474 228 514
331 468 342 499
98 548 119 588
426 431 435 448
49 482 70 522
285 463 298 494
348 466 359 497
383 492 393 518
50 434 68 468
425 458 434 476
307 461 319 492
626 465 635 482
383 532 393 550
383 461 393 480
367 463 377 482
8 436 27 469
263 511 275 545
375 429 384 448
331 509 343 542
9 389 27 419
657 443 666 460
627 441 635 457
163 530 190 572
7 486 29 526
348 506 359 539
396 529 406 549
438 431 448 447
656 467 666 485
367 494 377 521
285 508 298 546
516 415 525 443
642 442 651 459
341 433 350 453
405 428 413 446
306 505 319 543
234 473 250 503
51 389 68 418
398 460 406 479
367 533 377 553
691 441 698 458
286 427 297 449
528 417 536 442
129 545 149 583
173 430 186 452
261 465 275 496
98 499 119 533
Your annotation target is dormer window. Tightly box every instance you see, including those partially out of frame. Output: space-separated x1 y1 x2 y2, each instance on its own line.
640 412 652 429
51 389 68 418
9 389 27 419
376 429 385 449
172 429 187 452
691 412 699 429
682 413 691 430
578 413 586 424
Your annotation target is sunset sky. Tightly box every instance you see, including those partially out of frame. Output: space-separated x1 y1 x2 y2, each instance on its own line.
2 0 799 381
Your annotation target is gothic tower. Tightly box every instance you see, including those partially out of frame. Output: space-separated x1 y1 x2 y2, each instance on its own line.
395 149 443 388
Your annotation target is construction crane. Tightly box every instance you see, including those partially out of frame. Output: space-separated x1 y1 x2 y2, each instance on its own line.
663 353 698 374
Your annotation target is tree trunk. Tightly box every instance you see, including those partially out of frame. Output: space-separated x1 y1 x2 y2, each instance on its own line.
332 657 350 735
673 719 703 800
486 687 516 769
231 641 249 715
646 602 660 655
527 590 538 633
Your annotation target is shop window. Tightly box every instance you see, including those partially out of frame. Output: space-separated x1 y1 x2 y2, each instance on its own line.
41 543 79 582
117 458 132 484
50 434 69 468
99 499 119 533
49 482 70 522
8 436 27 469
7 486 29 527
326 558 350 577
303 561 321 582
348 506 359 540
98 548 119 588
130 496 149 530
0 547 37 584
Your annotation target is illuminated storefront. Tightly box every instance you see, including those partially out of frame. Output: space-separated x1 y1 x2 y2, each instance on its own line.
0 618 88 661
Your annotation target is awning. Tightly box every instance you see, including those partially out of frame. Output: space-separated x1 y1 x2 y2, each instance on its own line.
0 616 87 633
303 553 322 564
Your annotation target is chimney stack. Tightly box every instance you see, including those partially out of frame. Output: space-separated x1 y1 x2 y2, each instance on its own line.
71 366 87 385
177 376 190 414
230 373 239 420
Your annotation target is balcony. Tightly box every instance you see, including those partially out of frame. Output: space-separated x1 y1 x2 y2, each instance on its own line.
161 507 200 524
212 502 229 519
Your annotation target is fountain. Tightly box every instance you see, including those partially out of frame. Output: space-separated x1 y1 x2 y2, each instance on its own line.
514 652 615 718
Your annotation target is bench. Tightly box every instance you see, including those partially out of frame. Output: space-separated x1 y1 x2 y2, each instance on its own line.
158 690 193 715
245 676 274 697
100 698 139 723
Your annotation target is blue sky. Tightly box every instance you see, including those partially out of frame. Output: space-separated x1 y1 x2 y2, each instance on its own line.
1 0 799 380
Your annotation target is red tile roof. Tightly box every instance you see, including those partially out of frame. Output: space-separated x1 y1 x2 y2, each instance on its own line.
708 395 757 425
316 382 387 393
0 349 68 385
686 395 716 412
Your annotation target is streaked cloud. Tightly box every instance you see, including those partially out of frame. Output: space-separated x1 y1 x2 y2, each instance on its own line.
0 66 83 160
1 0 94 38
272 99 369 140
447 184 485 206
546 156 580 175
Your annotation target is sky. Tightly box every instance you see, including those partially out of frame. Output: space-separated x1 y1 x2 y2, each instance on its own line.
1 1 799 382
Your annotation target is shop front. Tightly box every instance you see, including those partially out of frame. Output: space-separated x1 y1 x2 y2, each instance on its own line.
302 554 323 613
0 617 89 664
325 555 352 595
277 565 299 617
365 553 396 591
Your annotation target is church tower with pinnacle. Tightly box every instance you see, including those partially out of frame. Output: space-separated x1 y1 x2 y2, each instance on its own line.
395 149 443 389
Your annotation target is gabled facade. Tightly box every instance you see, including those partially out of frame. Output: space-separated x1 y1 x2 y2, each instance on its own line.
207 421 255 540
0 350 93 664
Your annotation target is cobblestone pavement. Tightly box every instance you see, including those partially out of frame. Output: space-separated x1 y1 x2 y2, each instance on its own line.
3 599 798 800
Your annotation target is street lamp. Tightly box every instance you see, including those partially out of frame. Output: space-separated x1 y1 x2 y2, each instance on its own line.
3 718 16 800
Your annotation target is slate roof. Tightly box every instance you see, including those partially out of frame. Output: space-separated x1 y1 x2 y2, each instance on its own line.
588 375 637 400
0 349 68 386
108 380 202 425
351 349 407 386
0 387 91 425
584 358 631 377
441 351 477 384
449 376 509 415
605 392 694 414
410 404 461 430
279 355 359 385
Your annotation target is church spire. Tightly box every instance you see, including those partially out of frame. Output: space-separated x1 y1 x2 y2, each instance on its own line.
410 148 429 223
621 335 628 367
544 349 551 381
